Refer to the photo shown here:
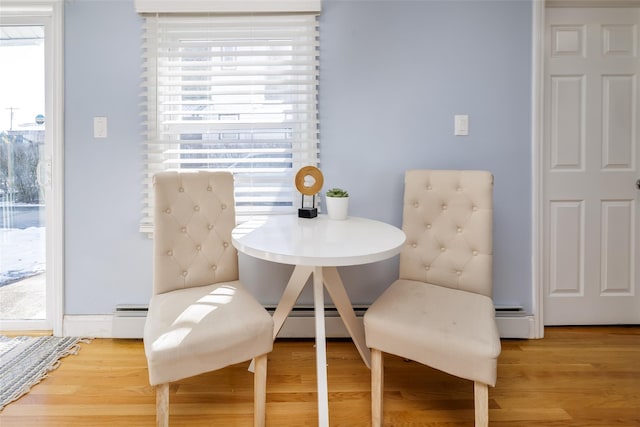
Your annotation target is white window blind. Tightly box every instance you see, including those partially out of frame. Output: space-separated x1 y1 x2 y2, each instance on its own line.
140 13 319 232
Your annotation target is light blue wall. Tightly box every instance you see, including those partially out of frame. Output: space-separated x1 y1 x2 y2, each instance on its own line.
64 0 533 315
65 0 151 312
318 0 533 308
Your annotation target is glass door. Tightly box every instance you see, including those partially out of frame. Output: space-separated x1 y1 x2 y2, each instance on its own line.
0 25 47 325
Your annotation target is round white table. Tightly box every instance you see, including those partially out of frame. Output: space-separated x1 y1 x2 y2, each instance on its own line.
233 214 406 427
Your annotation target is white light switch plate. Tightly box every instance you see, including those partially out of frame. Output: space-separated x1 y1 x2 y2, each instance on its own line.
94 116 108 138
454 114 469 136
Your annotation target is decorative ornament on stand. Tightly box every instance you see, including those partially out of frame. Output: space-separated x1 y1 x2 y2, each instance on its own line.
295 166 324 218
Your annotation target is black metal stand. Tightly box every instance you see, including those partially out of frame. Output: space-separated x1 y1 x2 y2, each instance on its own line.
298 194 318 218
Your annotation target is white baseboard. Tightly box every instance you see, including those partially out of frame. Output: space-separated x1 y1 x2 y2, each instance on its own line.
64 313 537 339
63 315 113 338
496 315 537 339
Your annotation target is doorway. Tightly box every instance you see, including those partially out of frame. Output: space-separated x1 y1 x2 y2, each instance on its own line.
542 6 640 325
0 3 63 334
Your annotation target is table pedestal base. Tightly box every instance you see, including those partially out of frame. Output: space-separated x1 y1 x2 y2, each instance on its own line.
270 265 372 427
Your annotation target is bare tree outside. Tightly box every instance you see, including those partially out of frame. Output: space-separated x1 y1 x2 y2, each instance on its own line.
0 131 41 204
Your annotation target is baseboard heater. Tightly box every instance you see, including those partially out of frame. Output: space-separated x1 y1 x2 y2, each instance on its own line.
494 305 528 317
112 304 150 338
112 304 531 339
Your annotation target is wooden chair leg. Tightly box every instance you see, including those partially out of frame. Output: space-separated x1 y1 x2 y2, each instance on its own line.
156 383 169 427
474 381 489 427
371 349 384 427
254 353 268 427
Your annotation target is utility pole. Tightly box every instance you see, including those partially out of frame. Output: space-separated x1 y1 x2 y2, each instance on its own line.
6 107 18 131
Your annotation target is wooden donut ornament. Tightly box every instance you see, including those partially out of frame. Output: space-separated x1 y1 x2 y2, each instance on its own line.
295 166 324 196
295 166 323 218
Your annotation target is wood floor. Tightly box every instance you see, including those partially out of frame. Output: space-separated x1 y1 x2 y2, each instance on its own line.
0 326 638 426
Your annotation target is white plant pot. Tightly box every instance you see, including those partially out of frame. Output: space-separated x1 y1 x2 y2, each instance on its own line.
325 196 349 220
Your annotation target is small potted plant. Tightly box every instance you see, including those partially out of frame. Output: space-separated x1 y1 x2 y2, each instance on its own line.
325 187 349 220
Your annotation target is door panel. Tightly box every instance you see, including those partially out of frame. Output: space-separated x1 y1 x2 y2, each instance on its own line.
550 75 585 169
549 201 584 296
544 7 640 325
600 201 633 294
602 75 633 168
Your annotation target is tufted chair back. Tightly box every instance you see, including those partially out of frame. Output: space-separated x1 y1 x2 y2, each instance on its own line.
400 169 493 297
153 171 239 295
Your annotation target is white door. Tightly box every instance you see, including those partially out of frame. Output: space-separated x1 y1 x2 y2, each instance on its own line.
544 7 640 325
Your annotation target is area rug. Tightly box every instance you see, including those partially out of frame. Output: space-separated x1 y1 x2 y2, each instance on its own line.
0 335 88 411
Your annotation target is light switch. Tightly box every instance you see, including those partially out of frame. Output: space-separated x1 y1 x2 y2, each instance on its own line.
94 116 108 138
454 114 469 136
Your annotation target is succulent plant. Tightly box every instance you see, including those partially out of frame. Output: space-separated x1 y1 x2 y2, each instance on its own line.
325 187 349 198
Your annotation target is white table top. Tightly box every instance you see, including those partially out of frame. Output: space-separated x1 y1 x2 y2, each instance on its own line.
232 215 406 267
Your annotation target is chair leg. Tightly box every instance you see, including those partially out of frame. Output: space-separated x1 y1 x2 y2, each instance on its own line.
371 348 384 427
254 353 268 427
474 381 489 427
156 383 169 427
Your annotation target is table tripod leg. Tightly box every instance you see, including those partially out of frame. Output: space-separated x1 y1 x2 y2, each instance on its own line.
323 266 372 369
272 265 313 338
313 266 330 427
249 265 312 373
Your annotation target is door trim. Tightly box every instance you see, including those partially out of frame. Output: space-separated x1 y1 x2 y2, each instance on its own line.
49 0 64 337
532 0 545 338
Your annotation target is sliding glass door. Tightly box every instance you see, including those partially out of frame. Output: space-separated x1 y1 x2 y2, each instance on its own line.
0 25 47 324
0 2 63 334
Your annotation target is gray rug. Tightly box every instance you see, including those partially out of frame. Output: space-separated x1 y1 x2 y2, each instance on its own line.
0 335 88 411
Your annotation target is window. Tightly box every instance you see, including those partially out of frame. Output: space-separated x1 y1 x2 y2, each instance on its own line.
139 8 320 231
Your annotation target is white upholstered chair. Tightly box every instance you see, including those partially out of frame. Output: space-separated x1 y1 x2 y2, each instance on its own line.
144 171 274 427
364 170 501 427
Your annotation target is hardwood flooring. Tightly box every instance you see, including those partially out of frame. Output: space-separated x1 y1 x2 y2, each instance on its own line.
0 326 638 426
